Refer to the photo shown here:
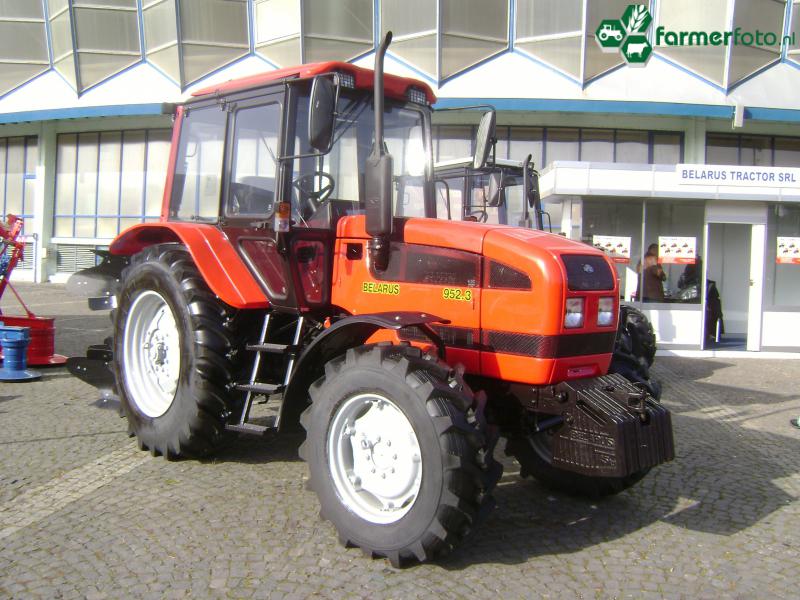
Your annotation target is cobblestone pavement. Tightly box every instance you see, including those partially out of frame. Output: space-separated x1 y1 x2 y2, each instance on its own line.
2 284 799 598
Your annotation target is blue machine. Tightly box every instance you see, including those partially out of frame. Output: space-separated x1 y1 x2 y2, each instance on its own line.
0 323 42 381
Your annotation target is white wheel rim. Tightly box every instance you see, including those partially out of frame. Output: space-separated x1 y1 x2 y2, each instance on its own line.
328 393 423 524
123 290 181 418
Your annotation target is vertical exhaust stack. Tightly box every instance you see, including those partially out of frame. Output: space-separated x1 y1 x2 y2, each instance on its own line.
365 32 394 272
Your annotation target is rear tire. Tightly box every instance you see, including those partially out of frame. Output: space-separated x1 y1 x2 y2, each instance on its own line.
609 304 661 400
114 243 247 458
299 344 501 566
505 431 649 498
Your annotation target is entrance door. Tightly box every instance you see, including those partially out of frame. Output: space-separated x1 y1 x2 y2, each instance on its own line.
703 221 766 351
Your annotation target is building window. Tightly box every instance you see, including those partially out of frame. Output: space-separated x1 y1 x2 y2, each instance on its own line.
53 129 171 239
581 198 644 301
641 200 705 305
0 136 37 236
434 125 473 162
706 133 800 168
766 203 800 308
434 125 684 168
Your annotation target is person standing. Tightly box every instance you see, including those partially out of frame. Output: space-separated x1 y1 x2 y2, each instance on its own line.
637 243 666 302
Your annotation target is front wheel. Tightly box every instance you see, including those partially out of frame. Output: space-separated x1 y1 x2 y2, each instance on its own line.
299 344 501 566
505 430 649 498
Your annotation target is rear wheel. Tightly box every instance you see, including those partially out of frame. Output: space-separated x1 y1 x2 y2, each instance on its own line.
299 344 501 566
114 243 247 458
505 429 649 498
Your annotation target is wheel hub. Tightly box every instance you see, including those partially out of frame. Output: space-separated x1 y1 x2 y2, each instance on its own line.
328 394 422 524
123 290 181 418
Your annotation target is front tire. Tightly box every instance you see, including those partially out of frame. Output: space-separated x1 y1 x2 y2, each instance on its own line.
299 344 501 566
114 244 246 458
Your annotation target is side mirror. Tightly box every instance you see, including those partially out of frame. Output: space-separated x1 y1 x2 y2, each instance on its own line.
487 172 504 207
473 110 496 169
528 171 541 208
308 76 337 151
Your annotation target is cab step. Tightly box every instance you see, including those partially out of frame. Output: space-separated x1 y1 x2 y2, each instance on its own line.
225 417 277 436
245 342 298 354
235 382 284 396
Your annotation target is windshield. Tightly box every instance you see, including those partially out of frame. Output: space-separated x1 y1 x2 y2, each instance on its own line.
291 90 430 228
438 169 527 225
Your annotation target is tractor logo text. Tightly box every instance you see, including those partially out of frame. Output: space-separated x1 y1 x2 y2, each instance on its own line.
362 281 400 296
596 4 653 67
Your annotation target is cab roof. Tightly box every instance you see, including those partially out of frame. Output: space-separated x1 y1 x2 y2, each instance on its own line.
192 61 436 104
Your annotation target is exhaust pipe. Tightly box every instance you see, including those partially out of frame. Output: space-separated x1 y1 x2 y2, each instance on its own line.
365 32 394 272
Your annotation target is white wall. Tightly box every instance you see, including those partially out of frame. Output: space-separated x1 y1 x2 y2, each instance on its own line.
640 307 704 346
762 312 800 348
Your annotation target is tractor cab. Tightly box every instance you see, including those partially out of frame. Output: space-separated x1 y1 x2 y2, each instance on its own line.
149 60 436 313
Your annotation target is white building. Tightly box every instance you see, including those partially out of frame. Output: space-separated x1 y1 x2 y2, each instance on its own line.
0 0 798 352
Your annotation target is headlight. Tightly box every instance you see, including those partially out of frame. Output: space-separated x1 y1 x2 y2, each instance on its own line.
597 297 615 326
564 298 584 328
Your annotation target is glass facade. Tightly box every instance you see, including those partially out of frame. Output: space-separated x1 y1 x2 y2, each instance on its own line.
382 0 508 82
0 1 49 97
707 133 800 167
790 1 800 64
765 203 800 308
256 0 373 68
655 0 730 86
0 0 795 96
46 0 142 93
0 136 38 236
53 129 170 239
435 125 684 168
728 0 785 85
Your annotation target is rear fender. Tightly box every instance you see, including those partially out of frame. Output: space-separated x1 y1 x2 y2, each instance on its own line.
280 312 447 432
109 223 269 309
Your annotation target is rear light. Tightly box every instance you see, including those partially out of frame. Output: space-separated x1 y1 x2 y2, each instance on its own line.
597 297 615 326
564 298 584 328
336 71 355 88
407 86 428 105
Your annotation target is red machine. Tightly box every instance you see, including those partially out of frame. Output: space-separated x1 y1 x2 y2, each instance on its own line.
0 215 66 366
68 33 673 566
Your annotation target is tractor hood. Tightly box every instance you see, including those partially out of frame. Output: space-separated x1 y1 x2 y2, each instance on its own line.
336 215 609 263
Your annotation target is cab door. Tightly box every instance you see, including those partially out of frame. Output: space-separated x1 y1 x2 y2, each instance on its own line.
220 92 303 310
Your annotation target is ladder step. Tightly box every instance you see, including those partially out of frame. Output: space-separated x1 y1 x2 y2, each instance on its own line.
235 382 284 395
246 342 297 354
225 419 276 436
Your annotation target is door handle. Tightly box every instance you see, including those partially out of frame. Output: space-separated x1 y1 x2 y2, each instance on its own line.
749 279 754 287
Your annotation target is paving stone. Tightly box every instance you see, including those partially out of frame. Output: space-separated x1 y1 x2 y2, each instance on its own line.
1 283 799 598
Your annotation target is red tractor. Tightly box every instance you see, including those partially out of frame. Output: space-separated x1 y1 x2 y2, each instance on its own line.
69 34 673 566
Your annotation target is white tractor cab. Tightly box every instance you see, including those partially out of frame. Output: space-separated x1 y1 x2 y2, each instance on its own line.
433 156 547 228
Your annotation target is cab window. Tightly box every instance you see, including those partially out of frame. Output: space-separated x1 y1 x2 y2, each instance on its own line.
227 102 281 217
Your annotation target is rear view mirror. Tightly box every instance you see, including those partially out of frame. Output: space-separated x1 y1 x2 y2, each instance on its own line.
473 110 496 169
488 172 503 207
308 76 337 151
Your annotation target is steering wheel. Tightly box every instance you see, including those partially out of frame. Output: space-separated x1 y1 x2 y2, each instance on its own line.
292 171 335 216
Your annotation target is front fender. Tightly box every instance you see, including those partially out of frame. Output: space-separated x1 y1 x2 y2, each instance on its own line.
279 312 448 432
109 223 268 309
